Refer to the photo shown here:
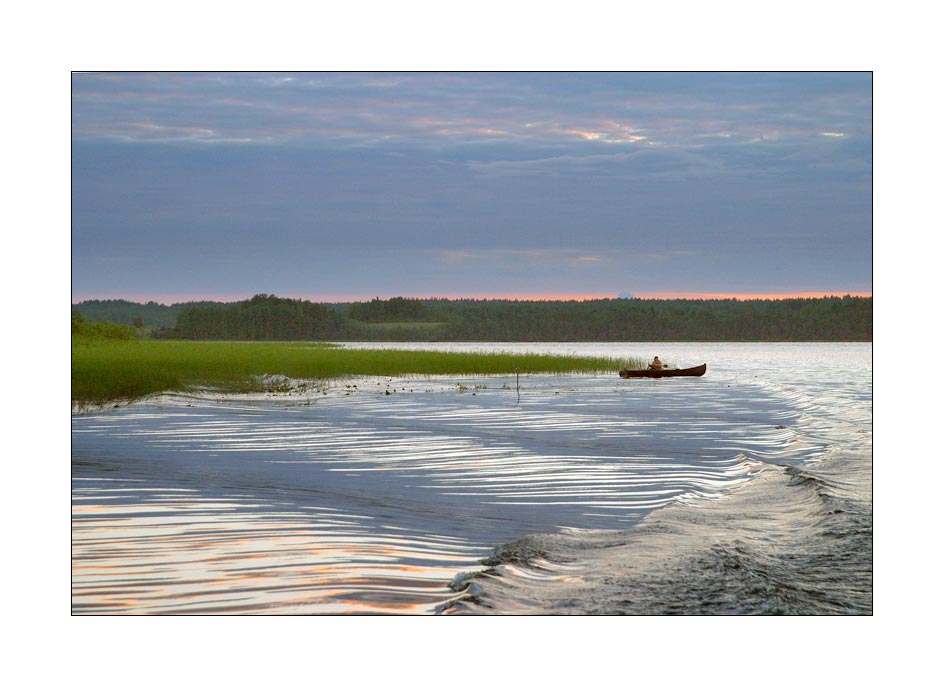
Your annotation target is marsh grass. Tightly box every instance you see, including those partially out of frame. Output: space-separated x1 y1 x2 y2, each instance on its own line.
72 338 642 405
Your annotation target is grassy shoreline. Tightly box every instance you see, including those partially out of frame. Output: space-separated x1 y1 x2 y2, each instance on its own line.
72 338 642 405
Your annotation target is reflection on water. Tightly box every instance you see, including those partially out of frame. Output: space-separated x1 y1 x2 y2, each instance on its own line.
72 480 478 614
72 343 865 614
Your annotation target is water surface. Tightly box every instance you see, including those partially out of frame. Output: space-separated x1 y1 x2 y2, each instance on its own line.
72 342 871 614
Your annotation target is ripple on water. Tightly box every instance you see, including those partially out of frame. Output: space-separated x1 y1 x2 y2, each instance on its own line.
72 351 854 615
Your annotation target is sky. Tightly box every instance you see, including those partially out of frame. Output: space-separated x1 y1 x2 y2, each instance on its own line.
71 71 872 303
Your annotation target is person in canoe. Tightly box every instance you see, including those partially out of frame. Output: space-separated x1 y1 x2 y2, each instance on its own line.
648 356 664 370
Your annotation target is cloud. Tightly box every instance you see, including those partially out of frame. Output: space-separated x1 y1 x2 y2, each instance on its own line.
71 73 872 300
72 72 871 154
466 147 731 181
433 248 690 267
434 248 608 267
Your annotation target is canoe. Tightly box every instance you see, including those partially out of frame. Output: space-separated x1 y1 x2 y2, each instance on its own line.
619 363 707 378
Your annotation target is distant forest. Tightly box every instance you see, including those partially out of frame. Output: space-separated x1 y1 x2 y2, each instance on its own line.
72 294 872 342
72 299 225 328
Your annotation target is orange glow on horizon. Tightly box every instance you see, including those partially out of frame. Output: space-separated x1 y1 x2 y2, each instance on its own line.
358 292 620 302
72 291 623 305
632 291 872 300
72 290 872 305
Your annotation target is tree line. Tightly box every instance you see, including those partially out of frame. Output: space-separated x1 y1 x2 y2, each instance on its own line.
73 294 872 342
72 312 138 340
70 299 224 328
168 294 350 340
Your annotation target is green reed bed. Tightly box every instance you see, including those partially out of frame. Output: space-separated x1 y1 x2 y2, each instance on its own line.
72 338 642 405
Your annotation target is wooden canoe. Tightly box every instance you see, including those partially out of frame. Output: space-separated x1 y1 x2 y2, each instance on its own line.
619 363 707 378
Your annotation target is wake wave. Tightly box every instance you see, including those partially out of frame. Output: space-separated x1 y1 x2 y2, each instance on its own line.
73 343 871 615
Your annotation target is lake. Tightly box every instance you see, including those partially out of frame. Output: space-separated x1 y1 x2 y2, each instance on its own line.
72 342 871 614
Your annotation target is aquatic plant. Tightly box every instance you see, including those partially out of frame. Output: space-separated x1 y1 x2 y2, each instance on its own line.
72 339 642 405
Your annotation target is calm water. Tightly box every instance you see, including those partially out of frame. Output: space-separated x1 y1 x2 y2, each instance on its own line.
72 342 871 614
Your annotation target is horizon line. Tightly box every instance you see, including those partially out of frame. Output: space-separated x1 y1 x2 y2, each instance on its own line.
71 290 873 306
